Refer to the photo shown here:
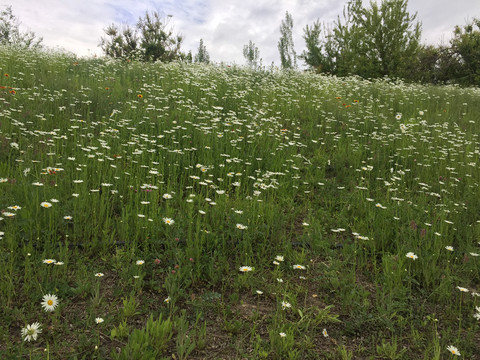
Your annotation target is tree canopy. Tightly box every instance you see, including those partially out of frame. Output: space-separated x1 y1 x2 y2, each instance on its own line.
325 0 421 79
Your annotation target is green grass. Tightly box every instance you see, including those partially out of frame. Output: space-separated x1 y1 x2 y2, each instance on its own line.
0 46 479 359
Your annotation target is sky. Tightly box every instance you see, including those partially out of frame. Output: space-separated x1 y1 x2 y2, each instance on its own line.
4 0 480 66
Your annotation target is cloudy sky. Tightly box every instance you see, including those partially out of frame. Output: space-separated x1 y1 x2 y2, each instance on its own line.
5 0 480 66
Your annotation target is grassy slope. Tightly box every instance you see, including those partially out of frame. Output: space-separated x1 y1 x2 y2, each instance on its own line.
0 47 479 359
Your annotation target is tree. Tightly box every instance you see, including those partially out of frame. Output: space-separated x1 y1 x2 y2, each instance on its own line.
182 50 193 63
0 6 42 49
137 12 183 62
450 18 480 85
194 38 210 64
99 24 139 60
300 20 323 72
100 11 183 62
406 45 463 84
243 40 260 68
277 11 296 69
327 0 421 79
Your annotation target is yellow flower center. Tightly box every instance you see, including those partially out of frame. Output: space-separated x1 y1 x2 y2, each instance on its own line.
47 300 53 305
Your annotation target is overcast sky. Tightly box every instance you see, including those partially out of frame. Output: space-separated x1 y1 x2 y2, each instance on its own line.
5 0 480 66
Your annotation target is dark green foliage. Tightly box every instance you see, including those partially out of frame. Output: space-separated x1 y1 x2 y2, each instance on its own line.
408 45 464 84
99 23 139 60
326 0 421 79
100 11 183 62
137 12 183 63
299 20 324 73
450 18 480 85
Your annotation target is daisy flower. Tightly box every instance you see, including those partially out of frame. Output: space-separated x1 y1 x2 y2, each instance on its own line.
236 223 248 230
239 266 253 272
164 296 171 303
445 246 454 251
40 202 52 208
95 317 104 324
21 322 42 342
275 255 284 262
293 264 306 270
43 259 56 264
41 294 59 312
279 332 287 338
322 328 329 337
163 217 175 225
406 252 418 260
136 260 145 265
447 345 461 356
95 273 104 277
281 301 291 310
162 193 173 199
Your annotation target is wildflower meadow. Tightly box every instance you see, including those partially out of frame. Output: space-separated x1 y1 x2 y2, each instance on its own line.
1 46 479 359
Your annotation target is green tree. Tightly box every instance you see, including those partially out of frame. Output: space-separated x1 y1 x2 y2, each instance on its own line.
194 38 210 64
450 18 480 85
0 6 42 49
277 11 296 69
99 24 139 60
327 0 421 79
182 50 193 63
243 40 260 69
137 12 183 62
100 11 183 62
300 20 323 72
407 45 463 84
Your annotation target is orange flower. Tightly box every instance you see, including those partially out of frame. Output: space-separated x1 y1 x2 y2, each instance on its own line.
137 94 143 98
9 90 16 95
4 73 9 77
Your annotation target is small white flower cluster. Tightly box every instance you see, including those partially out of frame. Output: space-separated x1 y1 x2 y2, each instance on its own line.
474 306 480 320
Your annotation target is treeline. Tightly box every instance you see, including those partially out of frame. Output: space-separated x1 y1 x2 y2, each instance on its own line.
294 0 480 86
1 2 479 86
